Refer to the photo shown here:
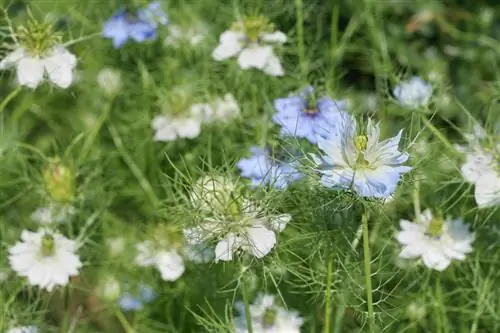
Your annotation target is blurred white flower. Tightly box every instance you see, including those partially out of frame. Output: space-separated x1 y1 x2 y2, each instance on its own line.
31 203 75 225
164 24 207 48
7 326 39 333
406 301 427 322
151 112 202 142
184 198 291 262
393 76 432 109
0 45 77 89
456 124 500 208
106 237 126 257
98 275 121 301
396 209 474 271
97 67 122 96
234 293 303 333
191 93 241 123
8 229 82 291
212 16 286 76
135 240 185 281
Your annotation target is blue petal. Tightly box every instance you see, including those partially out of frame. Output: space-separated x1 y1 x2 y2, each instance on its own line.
119 294 144 311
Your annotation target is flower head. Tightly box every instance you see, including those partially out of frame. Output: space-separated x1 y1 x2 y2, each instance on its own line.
8 229 82 291
212 15 286 76
119 283 156 311
102 2 168 48
396 209 474 271
135 239 185 282
311 115 412 198
393 76 432 109
7 326 39 333
97 67 122 97
164 23 207 48
234 293 303 333
273 87 346 143
237 146 303 190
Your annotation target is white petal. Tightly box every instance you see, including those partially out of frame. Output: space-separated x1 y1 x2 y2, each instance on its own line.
156 251 185 281
421 250 451 271
43 47 77 88
261 31 287 44
237 45 273 70
212 31 244 61
0 47 26 69
16 56 45 88
215 233 238 262
269 214 291 232
474 171 500 208
262 52 284 76
176 118 201 139
245 225 276 258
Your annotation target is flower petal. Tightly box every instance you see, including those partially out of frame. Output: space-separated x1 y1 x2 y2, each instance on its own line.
16 56 45 88
212 31 244 60
237 45 273 70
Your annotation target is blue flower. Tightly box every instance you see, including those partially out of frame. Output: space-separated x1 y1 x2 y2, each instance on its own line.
310 114 412 198
118 284 156 311
273 87 346 144
237 146 303 190
102 2 168 48
393 76 432 109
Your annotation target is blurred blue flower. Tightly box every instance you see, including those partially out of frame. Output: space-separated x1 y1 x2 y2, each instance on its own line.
237 146 303 190
393 76 432 109
311 114 411 198
273 86 346 144
118 284 156 311
102 2 169 48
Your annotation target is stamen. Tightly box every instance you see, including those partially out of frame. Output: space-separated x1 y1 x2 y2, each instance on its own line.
262 307 277 328
41 234 56 257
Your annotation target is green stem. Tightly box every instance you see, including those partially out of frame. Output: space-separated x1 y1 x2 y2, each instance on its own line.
295 0 307 78
324 258 333 333
413 180 421 218
115 310 136 333
0 87 22 114
79 100 113 162
362 212 374 332
420 116 457 154
241 282 253 333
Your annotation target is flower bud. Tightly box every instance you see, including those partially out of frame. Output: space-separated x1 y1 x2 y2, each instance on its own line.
43 158 75 203
97 67 122 97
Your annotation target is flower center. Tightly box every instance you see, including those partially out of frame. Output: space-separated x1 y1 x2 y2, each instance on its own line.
41 234 56 257
303 93 318 116
163 89 193 116
262 307 277 328
231 15 274 44
16 16 62 56
354 135 370 167
425 217 444 238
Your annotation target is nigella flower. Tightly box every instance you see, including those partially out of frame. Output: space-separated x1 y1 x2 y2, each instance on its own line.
273 86 346 144
102 1 168 48
455 124 500 208
311 114 412 198
212 15 286 76
164 23 207 48
396 209 474 271
135 240 185 282
237 146 303 190
118 283 157 311
234 293 303 333
393 76 433 109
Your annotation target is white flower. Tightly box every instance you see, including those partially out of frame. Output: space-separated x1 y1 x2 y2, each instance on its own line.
0 46 77 89
135 241 185 281
396 209 474 271
8 229 82 291
151 114 202 142
98 275 121 301
311 115 412 198
185 200 291 262
393 76 433 109
164 24 206 48
234 293 303 333
97 67 122 96
31 204 75 225
474 169 500 208
191 93 241 123
212 20 287 76
106 237 126 257
7 326 39 333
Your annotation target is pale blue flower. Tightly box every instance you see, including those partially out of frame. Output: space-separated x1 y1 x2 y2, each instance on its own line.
273 87 346 144
102 2 168 48
311 114 412 198
118 284 156 311
393 76 432 109
237 146 303 190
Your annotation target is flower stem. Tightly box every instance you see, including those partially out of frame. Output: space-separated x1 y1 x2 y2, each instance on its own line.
115 310 136 333
0 87 22 114
362 212 374 332
241 281 253 333
295 0 307 78
324 257 333 333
